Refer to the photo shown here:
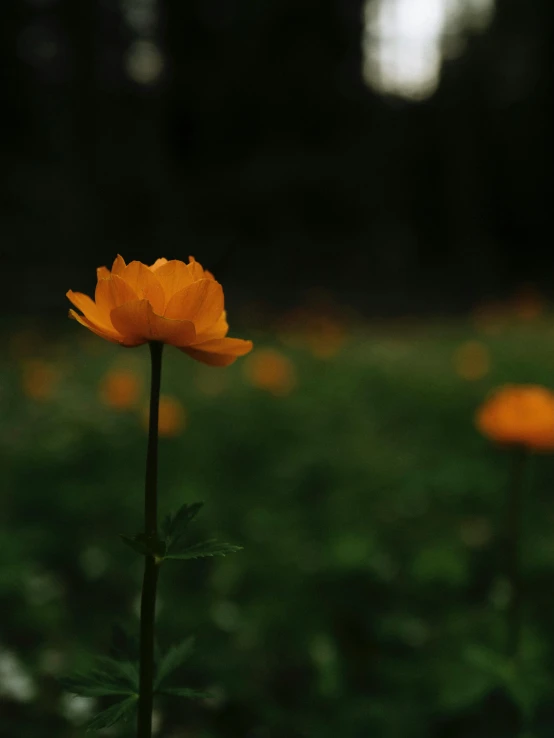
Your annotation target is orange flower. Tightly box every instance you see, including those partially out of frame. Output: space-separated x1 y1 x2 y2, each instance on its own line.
476 385 554 451
100 369 142 410
453 341 490 381
142 395 186 437
67 255 253 366
21 360 59 401
306 316 346 359
512 284 545 321
244 348 296 396
472 301 507 336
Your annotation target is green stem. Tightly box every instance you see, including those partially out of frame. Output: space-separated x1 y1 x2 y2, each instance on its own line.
138 341 163 738
506 446 527 661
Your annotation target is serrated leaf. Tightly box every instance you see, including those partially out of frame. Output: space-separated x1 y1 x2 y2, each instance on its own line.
93 656 139 688
61 677 134 698
154 636 195 690
165 539 242 561
161 502 204 548
120 532 166 558
86 695 138 732
62 656 139 698
109 623 140 662
159 686 211 699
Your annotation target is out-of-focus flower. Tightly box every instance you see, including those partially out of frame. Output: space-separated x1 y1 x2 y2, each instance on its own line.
476 385 554 451
142 395 186 437
244 348 296 396
306 316 346 359
277 307 347 358
512 284 545 321
472 301 507 335
453 341 490 380
99 368 142 410
67 255 252 366
21 360 59 401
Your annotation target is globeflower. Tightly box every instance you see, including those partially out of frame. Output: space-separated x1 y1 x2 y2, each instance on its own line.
476 384 554 451
63 255 247 736
67 255 252 366
100 368 142 410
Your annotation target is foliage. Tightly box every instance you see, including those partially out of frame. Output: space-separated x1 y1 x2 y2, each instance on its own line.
5 321 554 737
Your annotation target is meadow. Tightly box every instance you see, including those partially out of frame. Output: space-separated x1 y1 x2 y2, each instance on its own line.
3 304 554 738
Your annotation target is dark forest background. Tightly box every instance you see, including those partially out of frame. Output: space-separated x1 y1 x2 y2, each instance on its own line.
4 4 554 738
1 0 552 318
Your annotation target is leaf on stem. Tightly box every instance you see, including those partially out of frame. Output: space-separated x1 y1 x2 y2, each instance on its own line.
109 623 140 662
120 531 166 558
85 695 138 732
61 656 138 698
161 502 204 550
165 539 243 561
154 636 195 690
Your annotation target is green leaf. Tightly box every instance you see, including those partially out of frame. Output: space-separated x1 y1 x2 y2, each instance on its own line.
93 656 139 689
109 623 139 662
161 502 204 549
158 686 211 699
60 678 134 698
120 532 166 558
154 636 195 690
61 656 138 698
86 695 138 732
165 539 242 561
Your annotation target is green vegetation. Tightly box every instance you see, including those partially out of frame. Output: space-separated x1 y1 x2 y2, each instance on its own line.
3 319 554 737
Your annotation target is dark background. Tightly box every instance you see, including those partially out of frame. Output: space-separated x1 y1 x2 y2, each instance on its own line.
2 0 552 318
3 2 554 738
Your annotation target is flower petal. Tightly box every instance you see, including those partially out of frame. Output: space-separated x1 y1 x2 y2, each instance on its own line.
97 266 111 280
182 337 253 366
68 309 122 343
164 279 224 334
110 299 197 347
149 258 168 271
95 275 138 315
196 310 228 342
67 290 111 328
187 255 215 281
112 255 126 275
118 261 166 315
153 260 195 302
188 255 206 280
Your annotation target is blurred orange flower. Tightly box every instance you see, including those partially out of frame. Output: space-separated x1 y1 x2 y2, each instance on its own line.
476 385 554 451
472 301 507 336
306 316 346 359
244 348 296 396
512 284 545 321
67 255 252 366
142 395 186 437
278 309 347 358
100 369 142 410
453 341 490 381
21 360 59 401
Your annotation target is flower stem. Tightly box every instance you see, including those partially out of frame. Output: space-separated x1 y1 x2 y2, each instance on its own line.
506 446 527 661
138 341 163 738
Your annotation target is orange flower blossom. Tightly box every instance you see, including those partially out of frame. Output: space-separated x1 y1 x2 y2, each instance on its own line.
476 384 554 451
67 255 253 365
100 368 142 410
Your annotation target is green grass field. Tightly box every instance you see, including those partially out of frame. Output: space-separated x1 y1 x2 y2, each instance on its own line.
3 315 554 737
